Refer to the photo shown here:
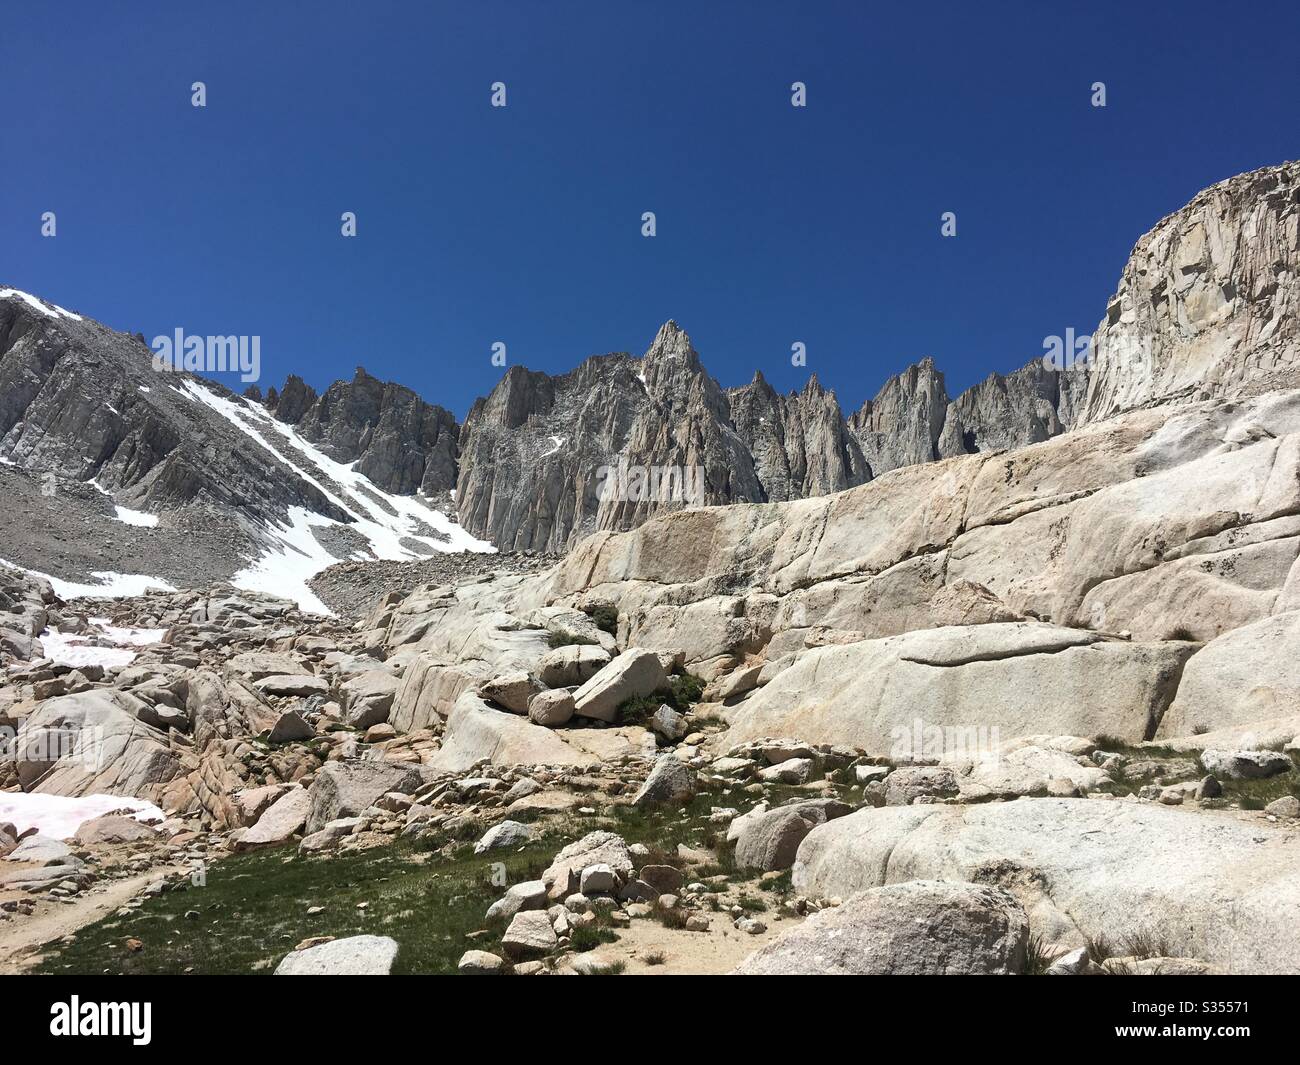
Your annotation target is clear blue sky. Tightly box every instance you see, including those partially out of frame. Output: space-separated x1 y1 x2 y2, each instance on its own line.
3 0 1297 417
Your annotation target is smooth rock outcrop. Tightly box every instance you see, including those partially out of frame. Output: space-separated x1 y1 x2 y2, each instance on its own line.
727 623 1192 749
793 799 1300 974
735 880 1029 975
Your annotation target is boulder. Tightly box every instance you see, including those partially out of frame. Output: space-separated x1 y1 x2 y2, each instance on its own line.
235 787 312 850
431 693 598 772
255 674 331 698
1199 749 1294 780
537 644 611 688
458 950 506 974
501 910 558 959
340 671 399 729
541 831 634 900
729 623 1193 749
734 880 1029 975
267 709 315 744
572 649 667 723
947 743 1111 800
884 766 960 806
73 814 157 846
734 798 853 871
648 704 688 742
305 760 427 833
486 879 547 922
299 816 362 853
474 820 533 854
479 671 541 714
527 688 576 727
1160 612 1300 738
712 664 763 701
793 799 1300 974
274 934 399 975
1265 796 1300 819
389 655 489 733
632 754 697 807
4 834 74 864
15 689 185 801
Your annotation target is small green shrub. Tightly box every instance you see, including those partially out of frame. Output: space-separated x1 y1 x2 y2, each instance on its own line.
547 629 596 649
584 603 619 635
569 924 619 952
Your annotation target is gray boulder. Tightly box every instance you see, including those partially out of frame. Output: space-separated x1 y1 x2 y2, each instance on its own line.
1199 749 1294 780
537 644 611 687
735 880 1029 975
305 760 427 833
734 799 853 872
572 649 667 723
632 755 697 807
274 934 399 975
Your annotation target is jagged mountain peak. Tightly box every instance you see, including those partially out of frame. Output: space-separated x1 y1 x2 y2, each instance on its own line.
644 319 699 366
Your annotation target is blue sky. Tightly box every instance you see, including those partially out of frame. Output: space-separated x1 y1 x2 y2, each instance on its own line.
3 0 1297 418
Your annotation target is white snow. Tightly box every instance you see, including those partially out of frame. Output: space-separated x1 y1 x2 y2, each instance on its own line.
112 504 158 528
0 287 82 321
138 385 151 393
176 379 494 611
540 435 566 458
0 558 175 599
38 619 165 670
89 478 159 527
38 630 137 669
0 793 164 841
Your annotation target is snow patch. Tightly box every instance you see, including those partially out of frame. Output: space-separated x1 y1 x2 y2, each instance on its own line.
0 287 82 321
112 505 159 528
0 793 164 841
176 378 494 611
38 619 166 670
0 558 175 599
90 478 159 527
540 435 566 458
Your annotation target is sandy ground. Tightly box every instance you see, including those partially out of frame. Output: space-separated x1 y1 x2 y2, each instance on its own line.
572 908 793 975
0 864 183 974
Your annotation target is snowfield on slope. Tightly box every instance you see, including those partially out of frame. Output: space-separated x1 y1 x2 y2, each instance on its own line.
0 558 176 599
178 379 494 612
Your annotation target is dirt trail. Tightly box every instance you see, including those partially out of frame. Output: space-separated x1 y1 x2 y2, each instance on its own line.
0 865 183 974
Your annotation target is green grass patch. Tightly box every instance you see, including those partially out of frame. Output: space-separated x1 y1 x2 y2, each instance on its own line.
569 924 620 952
34 838 558 976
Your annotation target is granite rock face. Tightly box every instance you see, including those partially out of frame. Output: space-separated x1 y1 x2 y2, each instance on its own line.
849 357 950 477
266 366 459 495
1078 160 1300 424
727 372 868 501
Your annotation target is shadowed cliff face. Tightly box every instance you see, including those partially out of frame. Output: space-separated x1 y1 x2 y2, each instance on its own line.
266 367 459 496
0 296 346 527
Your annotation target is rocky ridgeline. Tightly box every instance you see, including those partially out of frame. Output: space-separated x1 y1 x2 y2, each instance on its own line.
307 549 561 618
4 163 1297 578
